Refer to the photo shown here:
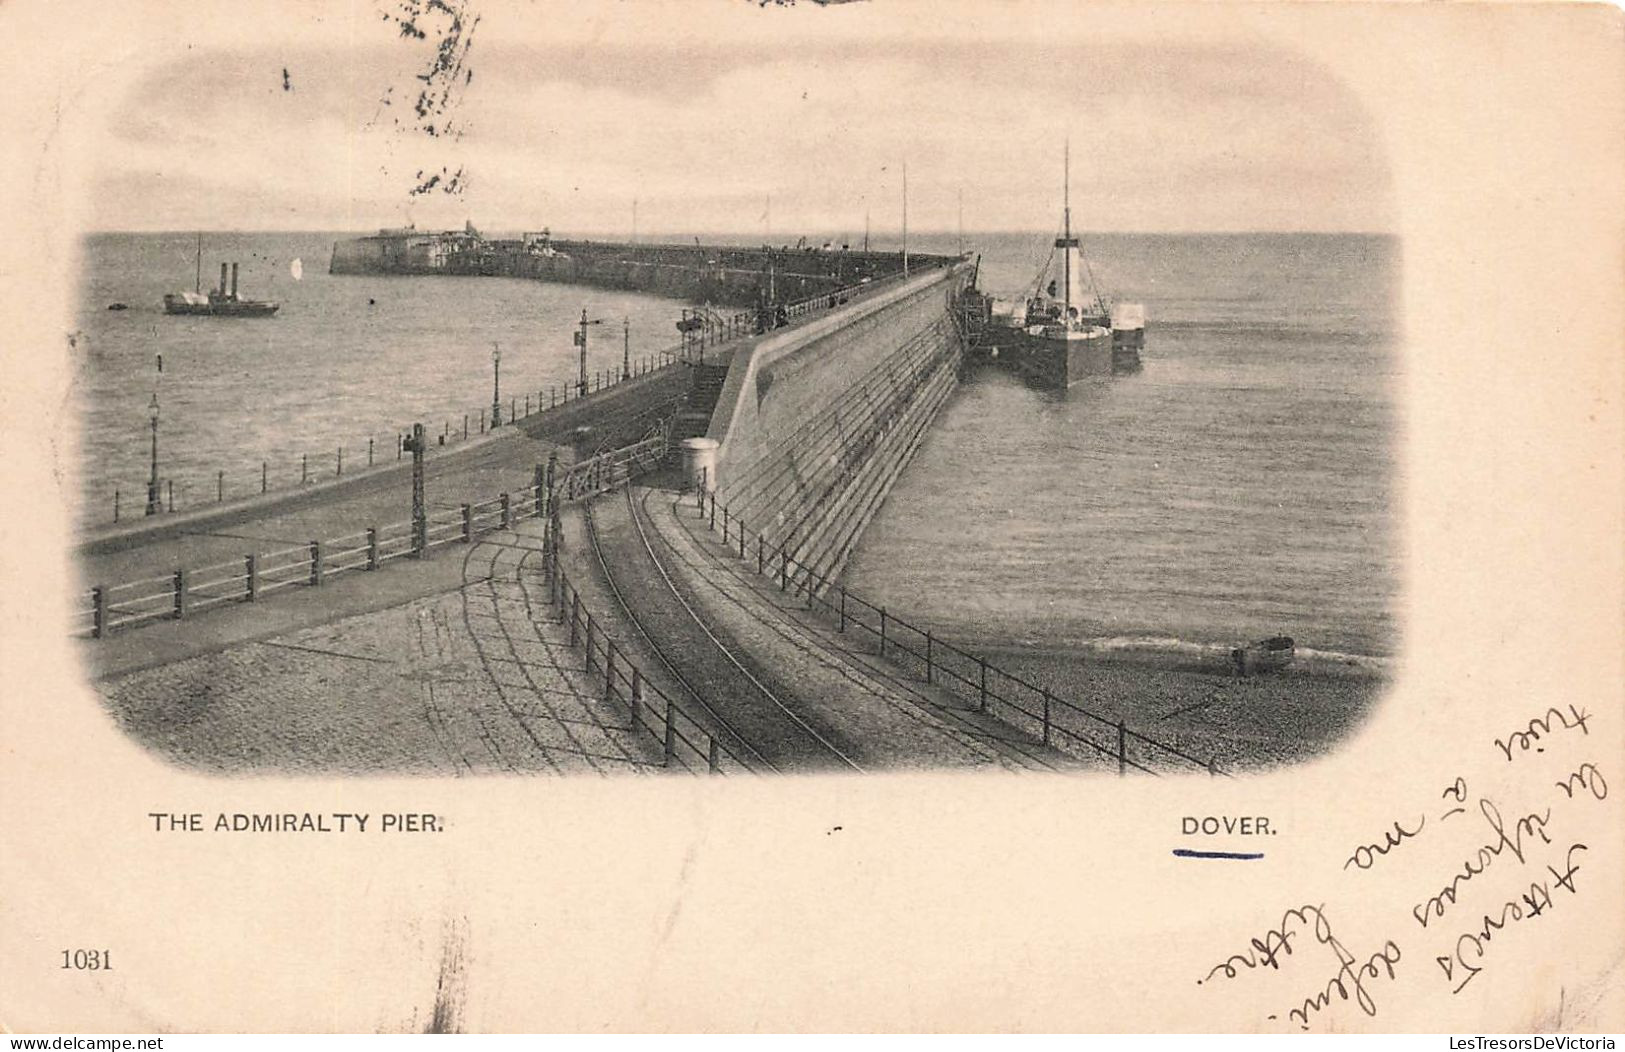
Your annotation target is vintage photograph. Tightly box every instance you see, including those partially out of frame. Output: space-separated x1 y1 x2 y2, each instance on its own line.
70 3 1395 778
5 0 1621 1036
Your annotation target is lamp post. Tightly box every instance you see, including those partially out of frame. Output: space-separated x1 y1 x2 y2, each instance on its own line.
145 392 161 516
490 343 502 428
622 316 631 381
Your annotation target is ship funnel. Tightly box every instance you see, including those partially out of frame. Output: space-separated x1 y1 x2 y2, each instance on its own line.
219 263 229 295
230 263 239 298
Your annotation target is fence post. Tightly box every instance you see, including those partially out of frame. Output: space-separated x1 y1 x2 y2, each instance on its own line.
780 549 788 591
550 385 556 408
366 528 379 570
722 506 729 543
500 492 512 530
463 414 469 440
757 535 764 575
246 554 258 601
114 488 120 523
584 612 596 670
309 541 324 586
709 493 716 530
663 700 677 764
167 479 174 512
263 461 268 491
368 437 374 466
839 587 847 631
630 667 643 730
604 642 617 699
1042 691 1052 745
880 607 888 656
525 395 531 417
217 470 224 502
926 631 934 684
92 587 106 638
301 453 308 484
173 568 188 620
739 527 746 559
708 737 721 775
978 659 988 711
1117 720 1127 776
461 503 473 543
337 446 343 475
570 592 580 645
480 409 486 434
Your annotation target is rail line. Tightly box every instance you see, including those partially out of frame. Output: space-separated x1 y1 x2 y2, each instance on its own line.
645 489 1070 772
585 485 864 773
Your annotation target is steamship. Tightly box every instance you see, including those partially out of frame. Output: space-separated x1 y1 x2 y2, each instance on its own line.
981 148 1143 386
164 238 279 317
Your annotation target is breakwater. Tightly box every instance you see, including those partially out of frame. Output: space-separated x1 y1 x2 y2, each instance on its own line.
699 262 975 592
330 228 958 308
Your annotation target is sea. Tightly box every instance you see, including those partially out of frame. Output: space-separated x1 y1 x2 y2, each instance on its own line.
72 230 1398 660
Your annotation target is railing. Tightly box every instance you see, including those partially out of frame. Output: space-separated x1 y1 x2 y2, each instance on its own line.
77 431 671 640
90 264 941 527
551 561 759 776
683 483 1228 778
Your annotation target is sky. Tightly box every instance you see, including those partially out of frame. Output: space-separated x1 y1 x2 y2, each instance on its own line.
82 1 1395 236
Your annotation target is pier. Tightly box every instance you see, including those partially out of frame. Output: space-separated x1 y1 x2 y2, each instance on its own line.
76 255 1223 777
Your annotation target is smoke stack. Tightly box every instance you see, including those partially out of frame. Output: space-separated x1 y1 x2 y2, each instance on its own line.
230 263 239 299
219 263 229 296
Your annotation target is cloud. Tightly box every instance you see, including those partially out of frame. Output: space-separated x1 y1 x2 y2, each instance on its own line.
87 31 1393 234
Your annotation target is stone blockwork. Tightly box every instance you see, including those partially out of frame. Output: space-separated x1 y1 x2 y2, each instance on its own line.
706 263 973 591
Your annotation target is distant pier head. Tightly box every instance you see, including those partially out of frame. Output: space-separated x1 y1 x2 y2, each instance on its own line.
329 225 960 308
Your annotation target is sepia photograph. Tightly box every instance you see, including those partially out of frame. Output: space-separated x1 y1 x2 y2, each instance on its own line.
1 0 1620 1036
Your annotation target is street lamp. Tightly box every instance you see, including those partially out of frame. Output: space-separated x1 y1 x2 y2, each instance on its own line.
145 392 161 516
490 343 502 428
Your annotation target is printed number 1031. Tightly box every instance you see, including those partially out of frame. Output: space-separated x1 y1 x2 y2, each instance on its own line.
62 949 111 970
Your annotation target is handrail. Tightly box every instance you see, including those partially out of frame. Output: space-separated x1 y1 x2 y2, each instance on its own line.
685 483 1228 778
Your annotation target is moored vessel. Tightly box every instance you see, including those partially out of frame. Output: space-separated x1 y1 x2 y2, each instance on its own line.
975 146 1143 386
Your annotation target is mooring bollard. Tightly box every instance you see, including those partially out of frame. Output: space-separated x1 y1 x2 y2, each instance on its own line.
245 554 258 601
173 568 188 620
366 528 379 570
92 586 106 639
309 540 323 586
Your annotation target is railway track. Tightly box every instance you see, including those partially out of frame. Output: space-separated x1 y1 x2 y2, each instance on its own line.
644 491 1072 772
582 486 865 773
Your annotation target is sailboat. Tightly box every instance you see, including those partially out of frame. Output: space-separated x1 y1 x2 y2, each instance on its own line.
986 145 1142 385
163 234 280 317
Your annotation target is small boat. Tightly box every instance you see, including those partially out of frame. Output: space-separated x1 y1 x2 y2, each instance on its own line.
106 302 128 311
163 235 279 317
1231 636 1295 676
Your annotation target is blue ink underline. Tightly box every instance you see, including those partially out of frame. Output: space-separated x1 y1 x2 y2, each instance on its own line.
1172 848 1265 860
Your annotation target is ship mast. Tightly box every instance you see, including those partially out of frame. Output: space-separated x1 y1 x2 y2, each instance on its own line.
1062 139 1071 325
